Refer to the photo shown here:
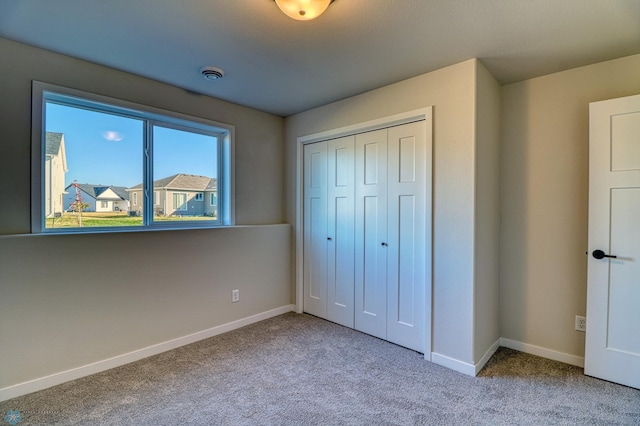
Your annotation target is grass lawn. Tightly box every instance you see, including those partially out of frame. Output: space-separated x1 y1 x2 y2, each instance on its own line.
46 212 216 228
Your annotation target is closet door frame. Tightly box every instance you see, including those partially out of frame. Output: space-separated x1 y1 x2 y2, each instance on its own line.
295 107 433 360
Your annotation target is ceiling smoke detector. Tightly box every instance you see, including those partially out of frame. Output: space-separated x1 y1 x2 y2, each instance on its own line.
200 66 224 81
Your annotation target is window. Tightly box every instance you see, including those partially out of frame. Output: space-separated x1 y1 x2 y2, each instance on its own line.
32 81 234 233
173 193 188 211
208 192 218 219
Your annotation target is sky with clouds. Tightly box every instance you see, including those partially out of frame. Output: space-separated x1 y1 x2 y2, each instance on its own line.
46 102 217 188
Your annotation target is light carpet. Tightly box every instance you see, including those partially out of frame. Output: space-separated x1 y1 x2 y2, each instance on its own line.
1 313 639 425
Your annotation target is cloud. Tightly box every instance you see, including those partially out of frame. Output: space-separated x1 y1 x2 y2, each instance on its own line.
102 131 124 141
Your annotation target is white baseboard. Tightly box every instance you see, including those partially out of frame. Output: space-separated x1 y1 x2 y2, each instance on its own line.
499 338 585 368
431 338 500 377
431 352 476 376
0 304 296 402
475 338 501 375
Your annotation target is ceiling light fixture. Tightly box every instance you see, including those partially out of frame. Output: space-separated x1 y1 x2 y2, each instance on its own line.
275 0 333 21
200 66 224 81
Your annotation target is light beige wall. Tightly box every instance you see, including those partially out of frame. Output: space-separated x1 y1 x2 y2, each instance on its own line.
500 54 640 358
286 60 478 363
0 226 291 389
473 61 501 362
0 37 291 392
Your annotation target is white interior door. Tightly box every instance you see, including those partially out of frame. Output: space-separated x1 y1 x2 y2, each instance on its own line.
586 93 640 389
303 142 328 319
386 121 427 353
354 129 388 340
327 136 355 328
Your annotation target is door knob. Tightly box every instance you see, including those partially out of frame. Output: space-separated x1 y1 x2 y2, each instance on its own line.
592 249 617 260
381 242 388 247
327 237 332 241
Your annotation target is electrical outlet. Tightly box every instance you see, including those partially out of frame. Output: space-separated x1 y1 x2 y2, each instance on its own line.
575 315 586 332
232 289 240 303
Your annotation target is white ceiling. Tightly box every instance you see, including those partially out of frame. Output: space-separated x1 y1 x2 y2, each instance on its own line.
1 0 639 117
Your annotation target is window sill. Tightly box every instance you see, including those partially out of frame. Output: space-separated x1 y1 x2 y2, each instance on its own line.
0 223 290 239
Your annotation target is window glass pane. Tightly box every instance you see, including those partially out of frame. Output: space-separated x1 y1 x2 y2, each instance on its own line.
44 102 143 229
151 126 218 222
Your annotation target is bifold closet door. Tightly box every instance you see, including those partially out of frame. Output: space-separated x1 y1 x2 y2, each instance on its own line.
303 136 355 327
326 136 355 328
354 122 427 352
386 121 426 353
354 129 389 340
303 142 328 319
305 119 428 353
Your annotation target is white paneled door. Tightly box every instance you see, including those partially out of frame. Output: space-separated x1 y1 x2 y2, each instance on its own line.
327 136 356 328
354 129 389 340
353 123 427 352
303 141 328 319
385 122 427 353
303 136 356 327
586 94 640 389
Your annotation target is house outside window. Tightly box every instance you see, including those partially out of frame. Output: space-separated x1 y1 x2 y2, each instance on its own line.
33 81 234 232
44 132 68 218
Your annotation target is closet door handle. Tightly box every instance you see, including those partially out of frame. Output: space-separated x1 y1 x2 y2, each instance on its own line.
381 242 388 247
327 237 332 241
592 249 616 259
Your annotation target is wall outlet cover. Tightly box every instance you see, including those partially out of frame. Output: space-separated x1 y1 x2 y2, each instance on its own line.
575 315 586 332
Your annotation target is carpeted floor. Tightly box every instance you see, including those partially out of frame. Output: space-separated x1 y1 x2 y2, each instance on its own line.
1 313 639 425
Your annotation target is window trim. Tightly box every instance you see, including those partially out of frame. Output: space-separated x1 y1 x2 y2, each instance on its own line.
31 81 235 233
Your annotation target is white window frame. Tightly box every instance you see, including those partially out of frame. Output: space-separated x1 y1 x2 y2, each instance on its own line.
31 81 235 233
194 192 203 201
210 193 217 206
